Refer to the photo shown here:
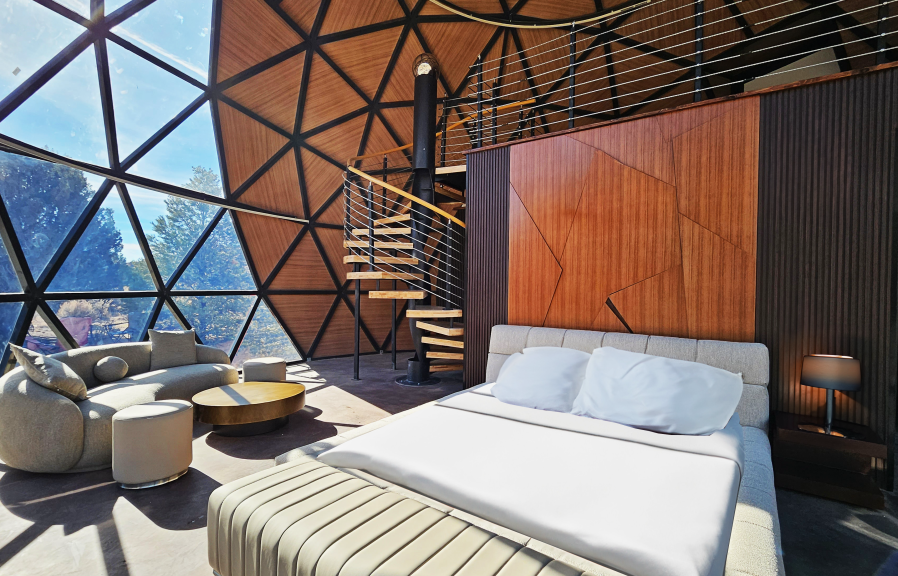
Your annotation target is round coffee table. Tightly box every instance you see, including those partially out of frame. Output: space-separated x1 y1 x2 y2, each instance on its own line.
192 381 306 436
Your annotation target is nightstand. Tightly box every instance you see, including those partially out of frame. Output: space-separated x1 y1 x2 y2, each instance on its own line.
772 411 886 509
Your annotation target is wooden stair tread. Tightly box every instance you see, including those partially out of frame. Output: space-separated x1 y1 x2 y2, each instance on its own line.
352 227 412 236
344 255 418 265
422 336 464 349
374 214 411 225
344 240 413 249
406 308 462 318
370 290 424 299
429 364 462 372
427 351 463 360
435 165 466 175
347 271 422 280
417 321 463 337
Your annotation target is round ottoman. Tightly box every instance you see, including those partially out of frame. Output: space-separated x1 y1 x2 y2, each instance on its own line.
112 400 193 489
243 357 287 382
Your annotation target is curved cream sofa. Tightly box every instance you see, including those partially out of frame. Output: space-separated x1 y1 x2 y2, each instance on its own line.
0 342 238 473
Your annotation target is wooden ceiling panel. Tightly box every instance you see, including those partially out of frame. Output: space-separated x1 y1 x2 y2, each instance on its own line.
217 0 303 82
605 41 684 110
268 294 335 352
280 0 321 33
624 2 696 60
517 28 569 88
319 0 405 35
304 113 366 162
381 33 425 103
301 54 367 133
362 115 406 164
316 193 345 224
322 27 403 99
378 106 414 147
301 149 348 218
271 234 336 290
516 0 600 20
315 301 375 356
316 227 352 285
235 212 303 282
239 152 305 218
223 53 304 133
218 102 289 190
418 22 497 92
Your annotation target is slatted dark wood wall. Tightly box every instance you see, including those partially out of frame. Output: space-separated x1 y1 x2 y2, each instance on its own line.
464 147 510 387
756 67 898 487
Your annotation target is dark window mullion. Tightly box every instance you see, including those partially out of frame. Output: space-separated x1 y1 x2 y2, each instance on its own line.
164 208 225 290
229 209 263 289
106 33 209 91
164 296 201 343
2 301 39 373
262 293 308 360
118 183 165 291
120 94 207 171
228 296 260 360
95 38 121 170
35 300 80 350
139 296 166 341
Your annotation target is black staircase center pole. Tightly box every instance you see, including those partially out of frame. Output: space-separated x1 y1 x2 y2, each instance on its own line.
399 53 441 386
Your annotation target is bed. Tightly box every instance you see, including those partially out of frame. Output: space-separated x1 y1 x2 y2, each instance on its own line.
208 326 784 576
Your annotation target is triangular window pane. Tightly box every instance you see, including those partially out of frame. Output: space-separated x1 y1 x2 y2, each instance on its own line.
105 0 134 14
0 150 100 279
172 295 255 353
26 311 66 354
233 300 300 368
0 45 109 166
0 302 22 353
129 186 217 281
153 301 182 331
111 0 213 83
0 236 22 293
53 0 90 18
175 212 253 290
0 1 86 101
127 102 222 196
47 190 155 292
107 42 203 160
48 297 155 345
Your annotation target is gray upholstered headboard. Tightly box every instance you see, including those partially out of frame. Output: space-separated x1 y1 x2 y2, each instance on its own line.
485 325 771 432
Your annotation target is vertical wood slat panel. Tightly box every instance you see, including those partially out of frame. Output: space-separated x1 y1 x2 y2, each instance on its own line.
757 67 898 488
464 147 510 388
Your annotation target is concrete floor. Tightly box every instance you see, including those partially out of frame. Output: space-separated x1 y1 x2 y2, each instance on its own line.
1 354 896 576
0 353 462 576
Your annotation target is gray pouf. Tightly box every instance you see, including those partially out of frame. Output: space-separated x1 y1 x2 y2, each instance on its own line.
243 357 287 382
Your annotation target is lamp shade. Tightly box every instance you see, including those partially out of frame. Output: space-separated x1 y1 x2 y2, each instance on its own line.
800 355 861 391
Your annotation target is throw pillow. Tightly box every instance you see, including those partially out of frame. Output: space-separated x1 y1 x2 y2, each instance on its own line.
94 356 129 383
10 344 87 401
148 329 197 370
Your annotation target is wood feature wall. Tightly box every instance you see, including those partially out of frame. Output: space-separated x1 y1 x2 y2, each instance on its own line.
507 97 760 342
756 67 898 485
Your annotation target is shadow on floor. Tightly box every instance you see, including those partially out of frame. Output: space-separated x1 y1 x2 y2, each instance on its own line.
203 406 339 460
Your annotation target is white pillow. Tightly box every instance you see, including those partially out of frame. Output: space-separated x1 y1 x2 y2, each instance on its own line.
492 347 591 413
571 347 743 435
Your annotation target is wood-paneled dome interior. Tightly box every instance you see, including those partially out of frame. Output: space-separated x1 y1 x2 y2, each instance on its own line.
215 0 882 358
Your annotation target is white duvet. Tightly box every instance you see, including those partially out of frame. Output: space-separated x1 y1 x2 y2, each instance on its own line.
318 385 744 576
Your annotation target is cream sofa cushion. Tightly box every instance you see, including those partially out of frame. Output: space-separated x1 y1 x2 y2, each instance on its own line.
11 344 87 401
149 329 197 370
94 356 129 383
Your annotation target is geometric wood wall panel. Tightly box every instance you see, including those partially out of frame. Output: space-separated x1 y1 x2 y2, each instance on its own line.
218 102 289 190
511 98 760 341
673 99 760 255
223 54 305 133
315 301 375 356
319 0 405 35
271 234 335 290
507 184 561 327
323 28 402 99
217 0 302 82
301 55 367 133
268 295 335 352
301 148 347 217
679 215 756 342
509 135 596 261
238 152 305 218
235 212 303 282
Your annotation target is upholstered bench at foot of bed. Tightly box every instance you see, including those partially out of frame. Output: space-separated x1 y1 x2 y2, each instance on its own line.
208 457 597 576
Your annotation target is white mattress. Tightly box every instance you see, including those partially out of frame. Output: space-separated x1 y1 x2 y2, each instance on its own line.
318 386 744 576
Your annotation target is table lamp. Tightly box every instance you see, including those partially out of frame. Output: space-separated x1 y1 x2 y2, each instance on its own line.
800 354 861 435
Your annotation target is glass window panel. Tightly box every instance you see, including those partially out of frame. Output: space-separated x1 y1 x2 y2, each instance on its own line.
54 1 90 18
111 0 213 83
107 42 203 160
0 45 108 166
26 310 66 354
130 185 216 281
127 102 222 196
0 236 22 293
0 150 100 279
0 0 86 101
47 189 155 292
172 295 254 353
0 302 22 354
175 212 253 290
105 0 135 14
233 301 300 368
48 297 154 346
152 301 181 330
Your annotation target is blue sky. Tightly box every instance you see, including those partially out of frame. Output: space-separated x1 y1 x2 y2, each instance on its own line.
0 0 216 262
